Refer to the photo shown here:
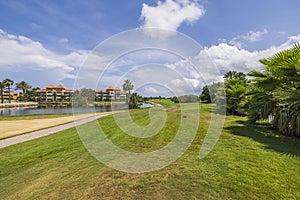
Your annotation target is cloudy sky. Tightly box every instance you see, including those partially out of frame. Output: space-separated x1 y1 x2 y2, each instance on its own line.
0 0 299 96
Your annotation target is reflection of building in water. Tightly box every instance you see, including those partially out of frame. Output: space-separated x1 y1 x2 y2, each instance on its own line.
95 86 126 102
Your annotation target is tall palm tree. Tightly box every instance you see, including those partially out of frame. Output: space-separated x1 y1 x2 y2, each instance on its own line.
0 81 5 104
223 71 246 81
3 78 14 103
15 81 32 102
123 79 134 103
122 79 134 95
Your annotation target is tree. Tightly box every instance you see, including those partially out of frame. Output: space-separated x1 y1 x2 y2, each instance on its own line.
199 82 224 104
72 90 86 107
72 88 96 106
178 94 199 103
80 88 96 102
53 91 57 102
3 78 14 103
223 71 248 115
123 79 134 95
0 81 5 104
99 93 104 101
129 93 140 109
27 87 40 102
223 71 246 81
247 43 300 136
199 85 211 103
123 79 134 103
170 96 179 103
15 81 32 102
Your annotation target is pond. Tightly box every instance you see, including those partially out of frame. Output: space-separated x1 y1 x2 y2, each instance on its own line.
0 102 154 116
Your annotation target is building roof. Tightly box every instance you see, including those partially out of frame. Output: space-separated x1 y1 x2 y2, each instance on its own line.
46 84 55 89
56 84 65 89
115 87 121 91
107 86 114 90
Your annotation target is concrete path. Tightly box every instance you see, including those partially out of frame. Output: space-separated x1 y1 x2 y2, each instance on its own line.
0 113 110 149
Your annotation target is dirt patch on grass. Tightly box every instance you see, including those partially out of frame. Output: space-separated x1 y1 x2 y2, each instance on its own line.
0 112 110 140
163 107 179 112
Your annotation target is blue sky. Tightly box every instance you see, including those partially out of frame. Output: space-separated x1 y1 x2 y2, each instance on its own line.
0 0 300 95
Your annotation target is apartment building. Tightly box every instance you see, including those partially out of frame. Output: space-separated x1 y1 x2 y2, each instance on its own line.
36 84 126 102
95 86 126 101
0 91 20 101
36 84 74 101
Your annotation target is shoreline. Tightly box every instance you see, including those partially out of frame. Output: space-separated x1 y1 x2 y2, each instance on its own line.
0 102 38 109
0 101 127 110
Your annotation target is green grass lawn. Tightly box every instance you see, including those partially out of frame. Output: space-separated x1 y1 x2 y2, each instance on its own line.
0 102 300 199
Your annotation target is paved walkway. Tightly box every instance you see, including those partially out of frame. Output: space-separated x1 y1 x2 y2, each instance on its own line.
0 113 110 149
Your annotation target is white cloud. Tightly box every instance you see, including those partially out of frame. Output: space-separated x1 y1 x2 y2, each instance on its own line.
229 29 268 48
140 0 204 31
183 77 200 88
143 87 159 95
1 25 300 96
277 31 286 36
58 37 69 43
244 29 268 42
29 23 41 29
0 29 89 87
161 34 300 89
195 34 300 85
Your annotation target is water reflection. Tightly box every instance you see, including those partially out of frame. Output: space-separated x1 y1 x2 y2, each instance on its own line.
0 106 112 116
0 103 153 116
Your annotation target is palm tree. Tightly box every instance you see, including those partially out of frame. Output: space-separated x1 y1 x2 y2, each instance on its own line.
0 81 5 104
247 43 300 136
123 79 134 103
123 79 134 95
222 71 248 115
53 91 57 102
3 78 14 103
15 81 32 102
129 93 139 109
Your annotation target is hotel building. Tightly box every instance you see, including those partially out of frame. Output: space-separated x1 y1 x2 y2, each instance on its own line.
36 84 74 101
95 86 126 101
0 91 20 101
36 85 126 102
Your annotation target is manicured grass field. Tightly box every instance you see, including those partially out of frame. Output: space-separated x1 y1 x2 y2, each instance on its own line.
0 102 299 199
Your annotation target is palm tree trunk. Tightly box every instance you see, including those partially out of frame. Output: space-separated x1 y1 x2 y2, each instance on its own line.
8 86 11 104
22 89 26 102
0 89 3 104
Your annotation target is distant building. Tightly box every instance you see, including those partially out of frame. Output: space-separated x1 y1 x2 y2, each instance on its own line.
95 86 126 101
36 84 74 101
35 84 126 102
0 91 20 101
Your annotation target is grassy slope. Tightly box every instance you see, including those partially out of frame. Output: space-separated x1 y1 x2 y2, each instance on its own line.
0 102 300 199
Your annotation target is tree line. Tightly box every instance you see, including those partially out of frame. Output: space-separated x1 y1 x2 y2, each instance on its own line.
0 78 141 109
0 79 34 103
72 79 142 109
200 43 300 137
